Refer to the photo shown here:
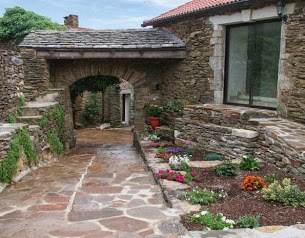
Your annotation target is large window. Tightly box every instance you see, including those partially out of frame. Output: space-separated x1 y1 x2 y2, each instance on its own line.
225 20 281 108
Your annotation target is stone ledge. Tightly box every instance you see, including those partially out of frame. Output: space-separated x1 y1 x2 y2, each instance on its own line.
232 128 259 139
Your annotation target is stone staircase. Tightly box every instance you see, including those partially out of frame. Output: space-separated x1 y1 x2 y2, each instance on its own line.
16 88 64 126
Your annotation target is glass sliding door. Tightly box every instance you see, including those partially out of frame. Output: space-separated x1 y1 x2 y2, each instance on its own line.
225 21 281 108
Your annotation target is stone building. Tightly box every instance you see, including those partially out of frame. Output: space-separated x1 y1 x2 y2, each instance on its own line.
143 0 305 176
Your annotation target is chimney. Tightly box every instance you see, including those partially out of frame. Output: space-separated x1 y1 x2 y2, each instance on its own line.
64 15 79 29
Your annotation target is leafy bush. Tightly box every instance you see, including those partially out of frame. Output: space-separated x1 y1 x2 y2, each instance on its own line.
264 174 279 184
39 117 49 128
82 93 101 124
143 104 163 117
262 178 305 208
6 114 16 123
214 161 239 176
0 129 37 183
204 153 223 161
242 176 267 191
191 211 235 230
235 215 260 228
0 6 66 39
167 99 184 116
178 187 226 205
240 155 260 171
47 131 64 155
17 94 25 116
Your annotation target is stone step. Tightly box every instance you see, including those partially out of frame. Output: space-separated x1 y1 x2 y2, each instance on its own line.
183 103 277 129
16 116 42 125
35 88 64 102
22 102 59 116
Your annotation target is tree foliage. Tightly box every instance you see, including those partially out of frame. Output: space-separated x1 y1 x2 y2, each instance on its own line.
70 75 120 104
0 6 66 39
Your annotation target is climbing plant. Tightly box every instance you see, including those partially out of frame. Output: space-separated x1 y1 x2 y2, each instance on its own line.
0 6 66 39
39 105 65 154
0 128 37 183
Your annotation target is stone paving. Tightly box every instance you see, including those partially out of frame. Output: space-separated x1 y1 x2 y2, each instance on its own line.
0 129 186 238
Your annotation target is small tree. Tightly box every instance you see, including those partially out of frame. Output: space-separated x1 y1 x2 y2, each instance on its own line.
82 93 101 125
0 6 66 39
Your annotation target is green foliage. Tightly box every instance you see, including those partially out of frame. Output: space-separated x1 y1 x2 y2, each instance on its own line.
47 105 65 140
39 117 49 128
82 93 101 124
240 155 260 171
204 153 223 161
17 94 25 116
143 104 163 117
0 6 66 39
235 215 260 228
262 178 305 208
169 161 189 171
0 129 37 183
178 187 226 205
70 76 120 104
264 174 279 184
47 131 64 155
167 100 184 116
191 211 235 230
6 114 16 123
214 161 239 176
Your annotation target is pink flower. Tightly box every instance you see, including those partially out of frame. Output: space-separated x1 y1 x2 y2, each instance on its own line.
167 177 173 181
175 174 184 183
191 171 197 177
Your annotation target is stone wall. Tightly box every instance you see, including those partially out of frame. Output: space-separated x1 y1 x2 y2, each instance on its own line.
0 50 24 121
49 59 166 130
155 0 305 125
20 49 50 100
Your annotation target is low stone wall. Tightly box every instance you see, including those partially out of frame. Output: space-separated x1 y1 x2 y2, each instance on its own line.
0 50 24 121
175 103 305 177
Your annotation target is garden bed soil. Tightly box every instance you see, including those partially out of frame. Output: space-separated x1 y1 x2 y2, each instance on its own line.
180 162 305 231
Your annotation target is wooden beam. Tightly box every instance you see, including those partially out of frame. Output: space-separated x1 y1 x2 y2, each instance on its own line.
36 50 186 59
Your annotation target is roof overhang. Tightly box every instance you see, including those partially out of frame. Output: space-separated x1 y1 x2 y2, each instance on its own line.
32 48 186 59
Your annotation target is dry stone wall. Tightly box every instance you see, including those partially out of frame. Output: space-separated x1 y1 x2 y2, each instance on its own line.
0 49 24 121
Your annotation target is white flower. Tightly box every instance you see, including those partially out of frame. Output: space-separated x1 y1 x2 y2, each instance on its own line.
193 214 200 218
223 227 229 231
221 216 226 221
206 227 211 231
200 211 208 216
226 219 235 225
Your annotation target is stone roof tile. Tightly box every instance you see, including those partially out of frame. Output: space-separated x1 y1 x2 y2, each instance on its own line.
19 28 185 50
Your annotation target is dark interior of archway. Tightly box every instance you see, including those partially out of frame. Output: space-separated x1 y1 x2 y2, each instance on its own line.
70 75 120 128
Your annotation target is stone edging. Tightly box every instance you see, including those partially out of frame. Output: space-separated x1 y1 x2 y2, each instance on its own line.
133 131 305 238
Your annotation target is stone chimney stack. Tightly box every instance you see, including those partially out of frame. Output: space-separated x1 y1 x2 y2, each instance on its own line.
64 15 79 29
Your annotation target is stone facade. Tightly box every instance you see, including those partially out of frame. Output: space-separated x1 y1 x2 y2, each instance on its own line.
154 0 305 125
0 49 24 121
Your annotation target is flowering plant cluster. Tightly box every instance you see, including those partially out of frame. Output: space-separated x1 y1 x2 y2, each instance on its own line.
155 169 204 184
144 133 160 142
169 154 190 171
242 176 267 191
149 141 173 148
155 145 184 160
191 211 235 230
155 152 173 159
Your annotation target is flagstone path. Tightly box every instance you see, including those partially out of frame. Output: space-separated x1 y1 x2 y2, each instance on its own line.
0 128 186 238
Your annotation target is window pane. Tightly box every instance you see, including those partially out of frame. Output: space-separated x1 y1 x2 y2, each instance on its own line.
226 26 249 104
225 21 281 108
252 21 281 107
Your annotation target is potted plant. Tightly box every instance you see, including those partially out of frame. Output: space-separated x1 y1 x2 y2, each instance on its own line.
143 104 163 128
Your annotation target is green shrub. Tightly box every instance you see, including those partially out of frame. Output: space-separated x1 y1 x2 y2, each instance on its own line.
82 93 101 124
17 94 25 116
47 131 64 155
235 215 260 228
178 187 226 205
167 100 184 116
240 155 260 171
264 174 279 184
214 161 239 176
262 178 305 208
6 114 16 123
191 211 235 230
204 153 223 161
39 117 49 128
0 129 37 183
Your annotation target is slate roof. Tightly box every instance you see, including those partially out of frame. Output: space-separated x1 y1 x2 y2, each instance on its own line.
19 28 185 50
142 0 246 26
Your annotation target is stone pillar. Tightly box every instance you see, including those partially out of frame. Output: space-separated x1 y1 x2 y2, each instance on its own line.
108 85 121 127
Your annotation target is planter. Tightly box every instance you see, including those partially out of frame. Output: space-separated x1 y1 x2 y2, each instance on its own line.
149 117 160 129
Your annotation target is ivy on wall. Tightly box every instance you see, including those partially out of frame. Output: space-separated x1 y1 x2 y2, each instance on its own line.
0 128 37 183
39 105 65 155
